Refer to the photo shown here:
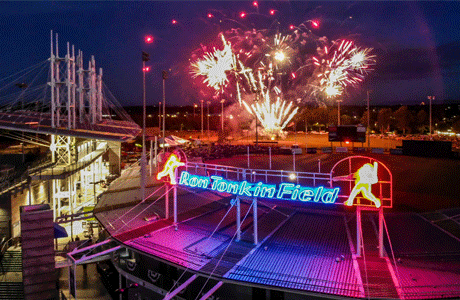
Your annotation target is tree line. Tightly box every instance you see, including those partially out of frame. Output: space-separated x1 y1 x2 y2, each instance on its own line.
300 105 460 135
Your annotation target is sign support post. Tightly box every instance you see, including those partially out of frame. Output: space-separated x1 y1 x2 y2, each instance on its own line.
154 136 158 168
356 206 362 257
149 140 153 175
379 208 384 257
236 196 241 241
253 197 258 245
165 185 169 219
174 169 178 225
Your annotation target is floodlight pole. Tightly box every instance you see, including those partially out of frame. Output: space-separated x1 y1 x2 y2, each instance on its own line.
154 136 158 168
428 96 434 136
141 60 146 202
337 99 342 126
207 101 210 142
255 93 259 147
367 91 370 149
162 71 168 147
158 101 161 135
149 139 153 175
200 100 204 137
221 99 225 132
269 147 272 169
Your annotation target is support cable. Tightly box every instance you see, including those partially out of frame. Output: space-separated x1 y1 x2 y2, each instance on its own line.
72 183 166 255
193 200 254 300
359 214 370 299
382 215 404 298
167 196 237 294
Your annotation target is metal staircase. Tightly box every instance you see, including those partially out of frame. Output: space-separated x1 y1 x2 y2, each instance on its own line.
0 248 24 300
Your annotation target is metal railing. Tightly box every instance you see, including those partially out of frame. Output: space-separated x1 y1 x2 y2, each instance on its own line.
185 162 331 187
0 236 20 257
31 143 109 179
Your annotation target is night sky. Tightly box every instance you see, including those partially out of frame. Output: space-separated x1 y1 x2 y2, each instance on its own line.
1 1 460 107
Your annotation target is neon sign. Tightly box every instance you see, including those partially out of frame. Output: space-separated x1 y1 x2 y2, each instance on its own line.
156 154 185 185
345 162 381 208
178 171 340 204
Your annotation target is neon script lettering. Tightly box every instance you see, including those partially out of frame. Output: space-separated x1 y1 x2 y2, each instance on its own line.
179 171 339 204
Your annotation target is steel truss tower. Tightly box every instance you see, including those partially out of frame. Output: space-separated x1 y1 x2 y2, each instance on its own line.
47 31 106 228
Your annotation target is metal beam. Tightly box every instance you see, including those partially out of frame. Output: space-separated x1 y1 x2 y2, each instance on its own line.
74 245 121 264
68 238 112 256
163 274 198 300
379 208 384 257
198 281 223 300
356 207 362 257
236 197 241 241
253 197 258 245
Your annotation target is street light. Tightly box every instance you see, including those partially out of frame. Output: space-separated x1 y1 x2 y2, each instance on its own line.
158 101 161 131
337 99 342 126
200 100 204 137
428 96 435 136
193 104 197 118
367 90 372 149
162 70 168 146
207 101 210 141
141 51 150 201
221 99 225 132
255 98 259 147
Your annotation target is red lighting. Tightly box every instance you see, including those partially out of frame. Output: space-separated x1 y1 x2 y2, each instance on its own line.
269 9 275 15
240 11 246 18
144 35 153 44
143 66 151 72
207 13 213 18
289 25 295 30
291 72 296 79
253 1 258 7
172 19 177 24
312 20 320 28
345 140 350 144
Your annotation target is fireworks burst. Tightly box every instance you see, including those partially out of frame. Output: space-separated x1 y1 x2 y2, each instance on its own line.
313 40 375 98
190 14 375 138
190 34 255 103
190 35 235 92
242 73 299 138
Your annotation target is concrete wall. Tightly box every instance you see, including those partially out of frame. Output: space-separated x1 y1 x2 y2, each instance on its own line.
11 180 50 237
106 141 121 175
0 194 10 239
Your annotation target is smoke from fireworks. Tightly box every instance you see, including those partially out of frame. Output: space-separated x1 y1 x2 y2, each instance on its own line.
241 72 299 138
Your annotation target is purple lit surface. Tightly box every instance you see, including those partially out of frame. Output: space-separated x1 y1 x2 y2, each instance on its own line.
95 157 460 299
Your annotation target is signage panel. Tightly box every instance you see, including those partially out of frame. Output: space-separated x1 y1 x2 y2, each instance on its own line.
178 171 340 204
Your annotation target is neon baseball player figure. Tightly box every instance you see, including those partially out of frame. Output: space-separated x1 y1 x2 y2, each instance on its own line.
345 162 381 208
156 154 185 185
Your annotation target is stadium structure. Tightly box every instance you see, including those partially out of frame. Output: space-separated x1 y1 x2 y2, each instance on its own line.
84 151 460 300
0 32 459 300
